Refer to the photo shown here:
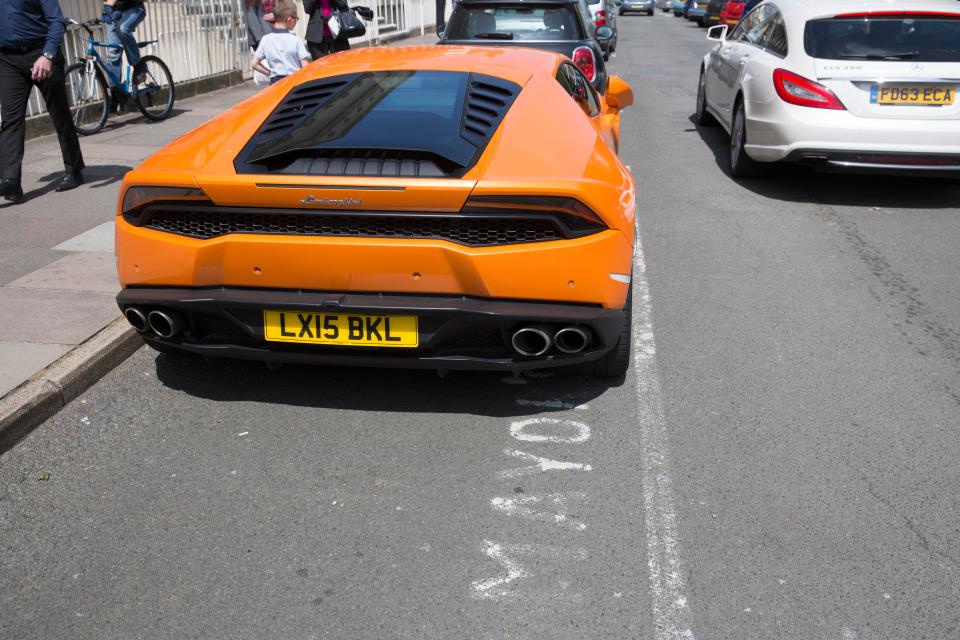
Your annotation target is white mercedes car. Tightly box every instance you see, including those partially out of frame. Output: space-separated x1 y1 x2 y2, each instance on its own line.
695 0 960 177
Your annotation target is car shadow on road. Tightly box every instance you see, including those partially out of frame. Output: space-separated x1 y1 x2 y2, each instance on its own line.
688 114 960 209
152 352 623 418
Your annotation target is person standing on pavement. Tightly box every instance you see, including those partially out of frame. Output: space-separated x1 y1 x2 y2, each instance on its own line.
244 0 275 51
303 0 351 60
0 0 85 204
101 0 146 83
251 0 311 85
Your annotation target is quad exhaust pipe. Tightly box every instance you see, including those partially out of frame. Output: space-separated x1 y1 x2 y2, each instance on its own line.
147 310 184 338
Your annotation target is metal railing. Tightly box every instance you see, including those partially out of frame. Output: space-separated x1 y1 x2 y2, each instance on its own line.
18 0 444 120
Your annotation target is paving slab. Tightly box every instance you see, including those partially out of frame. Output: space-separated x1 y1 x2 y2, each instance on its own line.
0 289 118 344
8 253 118 294
0 342 71 397
52 222 115 253
46 143 158 163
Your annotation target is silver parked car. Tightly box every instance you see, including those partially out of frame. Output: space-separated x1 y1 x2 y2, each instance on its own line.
618 0 655 14
695 0 960 177
587 0 619 58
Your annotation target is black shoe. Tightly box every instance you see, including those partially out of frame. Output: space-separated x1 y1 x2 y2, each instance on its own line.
1 179 23 204
55 172 84 192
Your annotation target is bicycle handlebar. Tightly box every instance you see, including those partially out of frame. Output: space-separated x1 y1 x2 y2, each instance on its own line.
65 17 103 35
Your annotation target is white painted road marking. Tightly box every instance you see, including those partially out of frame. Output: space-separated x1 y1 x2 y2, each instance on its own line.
490 493 588 531
498 449 593 478
510 418 591 444
633 240 697 639
472 540 588 599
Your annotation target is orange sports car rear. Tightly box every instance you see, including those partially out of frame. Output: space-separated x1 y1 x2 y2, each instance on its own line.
116 46 636 376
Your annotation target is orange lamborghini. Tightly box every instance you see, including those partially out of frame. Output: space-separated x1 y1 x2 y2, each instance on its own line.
116 46 636 376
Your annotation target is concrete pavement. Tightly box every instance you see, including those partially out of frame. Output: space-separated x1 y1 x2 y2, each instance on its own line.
0 82 259 398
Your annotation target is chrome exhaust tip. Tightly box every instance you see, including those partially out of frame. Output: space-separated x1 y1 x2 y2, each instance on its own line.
147 310 183 339
124 307 148 333
511 327 552 357
554 326 589 354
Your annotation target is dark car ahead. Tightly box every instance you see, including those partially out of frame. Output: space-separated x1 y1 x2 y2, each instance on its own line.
703 0 726 26
440 0 610 94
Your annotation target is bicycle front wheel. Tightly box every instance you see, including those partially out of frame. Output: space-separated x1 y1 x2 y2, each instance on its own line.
133 55 175 121
64 61 109 135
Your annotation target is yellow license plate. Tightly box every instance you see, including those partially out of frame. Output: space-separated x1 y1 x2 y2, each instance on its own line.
263 310 418 347
872 85 955 106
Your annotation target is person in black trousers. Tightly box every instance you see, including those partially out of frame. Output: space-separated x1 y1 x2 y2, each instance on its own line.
436 0 446 35
0 0 85 204
303 0 351 60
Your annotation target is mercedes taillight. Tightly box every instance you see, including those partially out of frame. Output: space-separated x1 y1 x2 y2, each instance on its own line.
773 69 846 110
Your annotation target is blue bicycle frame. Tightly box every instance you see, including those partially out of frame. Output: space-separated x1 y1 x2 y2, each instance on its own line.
82 31 134 96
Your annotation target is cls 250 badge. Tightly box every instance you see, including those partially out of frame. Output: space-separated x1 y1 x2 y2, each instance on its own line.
263 311 418 347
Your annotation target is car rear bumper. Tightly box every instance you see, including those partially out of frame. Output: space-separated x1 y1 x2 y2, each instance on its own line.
623 0 655 9
115 217 634 310
744 101 960 168
118 287 626 373
687 7 707 17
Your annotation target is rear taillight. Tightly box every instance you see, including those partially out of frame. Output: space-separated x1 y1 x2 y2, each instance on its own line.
834 11 960 19
595 9 607 26
572 46 596 83
773 68 846 110
462 195 607 235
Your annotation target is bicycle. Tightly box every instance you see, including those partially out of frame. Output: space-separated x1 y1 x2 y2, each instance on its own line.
64 18 175 135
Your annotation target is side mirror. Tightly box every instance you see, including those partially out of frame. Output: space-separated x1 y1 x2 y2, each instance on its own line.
595 25 614 42
706 24 727 42
613 0 623 6
605 75 633 110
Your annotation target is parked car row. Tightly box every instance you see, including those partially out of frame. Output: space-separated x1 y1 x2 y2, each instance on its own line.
677 0 758 26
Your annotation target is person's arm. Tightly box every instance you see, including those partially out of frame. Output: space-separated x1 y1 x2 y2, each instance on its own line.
33 0 66 81
39 0 66 57
251 52 271 77
244 6 272 45
298 40 311 65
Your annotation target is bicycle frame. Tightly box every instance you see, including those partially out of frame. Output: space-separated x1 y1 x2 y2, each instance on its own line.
82 31 133 96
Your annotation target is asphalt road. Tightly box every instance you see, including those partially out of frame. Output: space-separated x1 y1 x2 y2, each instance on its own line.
3 13 960 640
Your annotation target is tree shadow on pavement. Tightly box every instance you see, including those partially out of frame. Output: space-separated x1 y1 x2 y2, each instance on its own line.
688 114 960 209
152 351 623 419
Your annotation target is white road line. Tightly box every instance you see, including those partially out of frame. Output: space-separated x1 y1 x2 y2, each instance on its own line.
633 240 697 639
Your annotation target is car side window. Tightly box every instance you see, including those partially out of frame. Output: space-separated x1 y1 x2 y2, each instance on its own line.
761 7 788 56
556 62 600 117
729 7 758 42
743 5 773 46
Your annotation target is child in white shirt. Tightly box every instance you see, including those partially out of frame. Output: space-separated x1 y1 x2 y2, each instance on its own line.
251 0 311 85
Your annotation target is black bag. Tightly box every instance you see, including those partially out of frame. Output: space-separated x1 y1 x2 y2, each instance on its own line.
331 9 366 39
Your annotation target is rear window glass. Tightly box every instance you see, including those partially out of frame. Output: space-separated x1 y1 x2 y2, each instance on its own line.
804 16 960 62
248 71 486 169
444 6 583 41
